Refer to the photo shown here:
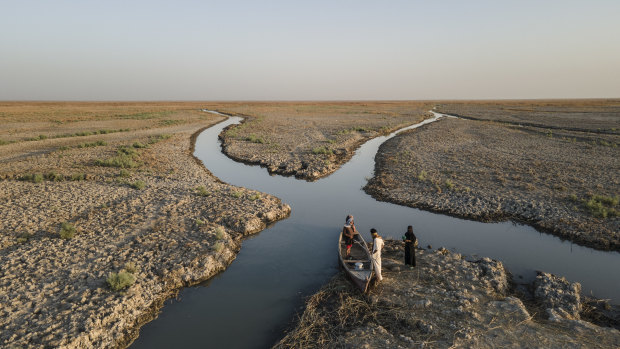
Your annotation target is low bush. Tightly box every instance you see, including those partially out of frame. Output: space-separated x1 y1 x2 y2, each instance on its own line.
132 142 148 148
583 195 619 218
445 179 454 189
59 222 76 240
45 172 64 182
119 169 131 178
231 191 242 198
312 146 333 155
195 186 210 197
417 170 427 181
249 193 261 201
214 227 226 240
20 173 44 183
245 134 266 144
213 241 224 253
129 180 146 190
106 271 136 291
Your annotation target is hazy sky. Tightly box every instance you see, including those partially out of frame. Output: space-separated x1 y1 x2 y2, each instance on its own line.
1 1 619 100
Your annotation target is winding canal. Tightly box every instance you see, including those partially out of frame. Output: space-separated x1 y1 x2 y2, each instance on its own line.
130 112 620 348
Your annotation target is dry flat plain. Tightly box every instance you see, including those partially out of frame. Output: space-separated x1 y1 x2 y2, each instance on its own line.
366 100 620 250
0 102 293 348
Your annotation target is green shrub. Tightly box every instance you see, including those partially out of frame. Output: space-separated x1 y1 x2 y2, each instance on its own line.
129 180 146 190
213 241 224 253
195 186 210 197
231 191 242 198
312 146 333 155
195 218 205 226
214 227 226 240
119 169 131 178
0 139 10 145
583 194 619 218
445 179 454 189
59 222 76 240
96 156 140 168
20 173 44 183
132 142 148 148
245 134 266 144
124 262 137 274
417 170 427 181
45 172 64 182
249 193 261 201
106 271 136 291
16 233 31 244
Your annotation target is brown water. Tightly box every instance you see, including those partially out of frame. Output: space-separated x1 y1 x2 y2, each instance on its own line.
130 112 620 348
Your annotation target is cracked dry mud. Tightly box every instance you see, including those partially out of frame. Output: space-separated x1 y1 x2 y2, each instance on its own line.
366 101 620 251
0 104 290 348
202 102 433 180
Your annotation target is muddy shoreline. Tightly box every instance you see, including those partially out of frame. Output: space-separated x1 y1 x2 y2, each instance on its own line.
274 240 620 348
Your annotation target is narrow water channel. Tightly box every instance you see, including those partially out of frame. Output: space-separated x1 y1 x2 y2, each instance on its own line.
130 112 620 348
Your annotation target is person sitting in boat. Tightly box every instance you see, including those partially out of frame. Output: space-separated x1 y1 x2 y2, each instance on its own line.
342 215 358 259
370 228 384 282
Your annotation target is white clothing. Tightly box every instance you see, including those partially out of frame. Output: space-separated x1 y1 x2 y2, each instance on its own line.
371 236 384 281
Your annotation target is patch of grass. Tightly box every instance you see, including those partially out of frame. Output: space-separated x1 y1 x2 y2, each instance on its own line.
132 142 148 148
417 170 427 181
0 139 12 145
445 179 454 189
245 134 266 144
16 233 32 244
160 119 183 126
106 271 136 291
124 262 138 274
231 191 242 198
95 146 141 168
119 169 131 178
147 134 172 144
77 140 107 148
195 186 210 197
20 173 44 183
213 241 225 253
312 146 333 156
195 218 205 226
214 227 226 240
45 172 64 182
129 180 146 190
59 222 76 240
249 193 261 201
546 130 553 138
568 194 578 202
583 194 618 218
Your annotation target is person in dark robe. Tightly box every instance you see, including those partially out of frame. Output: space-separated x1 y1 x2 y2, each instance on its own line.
403 225 417 267
342 215 358 258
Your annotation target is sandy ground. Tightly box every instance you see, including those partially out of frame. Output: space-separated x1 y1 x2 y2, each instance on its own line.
201 102 433 180
274 240 620 348
366 101 620 251
0 103 290 348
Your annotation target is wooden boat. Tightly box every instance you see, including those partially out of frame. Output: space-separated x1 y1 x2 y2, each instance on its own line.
338 231 374 293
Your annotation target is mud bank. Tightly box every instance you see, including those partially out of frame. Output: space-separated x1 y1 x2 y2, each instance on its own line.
207 102 432 180
275 240 620 348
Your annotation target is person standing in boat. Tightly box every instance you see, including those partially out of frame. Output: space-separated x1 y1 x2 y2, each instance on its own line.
370 228 384 282
342 215 358 259
402 225 417 267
